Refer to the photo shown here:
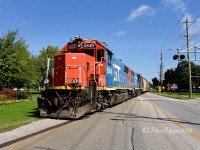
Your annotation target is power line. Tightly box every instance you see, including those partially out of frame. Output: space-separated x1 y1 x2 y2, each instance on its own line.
159 0 199 52
178 0 195 20
187 1 200 16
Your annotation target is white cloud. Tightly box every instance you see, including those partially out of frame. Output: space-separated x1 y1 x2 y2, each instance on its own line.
161 0 199 35
161 0 187 13
115 31 127 37
126 5 155 21
161 0 196 23
162 0 200 49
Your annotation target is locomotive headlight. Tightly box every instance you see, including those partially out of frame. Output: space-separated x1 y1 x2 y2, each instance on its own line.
72 78 78 85
44 79 49 84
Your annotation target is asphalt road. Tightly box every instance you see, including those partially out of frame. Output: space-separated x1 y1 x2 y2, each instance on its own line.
1 93 200 150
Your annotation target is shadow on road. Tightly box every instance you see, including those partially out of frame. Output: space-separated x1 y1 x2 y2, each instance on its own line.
103 111 200 126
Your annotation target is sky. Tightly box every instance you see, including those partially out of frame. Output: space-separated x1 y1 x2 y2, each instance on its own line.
0 0 200 82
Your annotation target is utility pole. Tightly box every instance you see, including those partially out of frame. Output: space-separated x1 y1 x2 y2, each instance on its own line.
160 51 163 91
173 19 199 97
186 18 192 98
182 18 193 98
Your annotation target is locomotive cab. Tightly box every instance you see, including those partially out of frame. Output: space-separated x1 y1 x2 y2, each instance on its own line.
60 37 107 87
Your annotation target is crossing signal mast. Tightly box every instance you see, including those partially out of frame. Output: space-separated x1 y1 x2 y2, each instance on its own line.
173 48 186 61
173 46 200 61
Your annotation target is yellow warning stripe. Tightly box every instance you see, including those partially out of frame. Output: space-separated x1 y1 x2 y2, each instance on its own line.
47 86 84 90
47 86 134 90
47 86 142 91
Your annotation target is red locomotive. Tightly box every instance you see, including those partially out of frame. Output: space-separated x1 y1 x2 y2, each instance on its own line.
37 36 149 118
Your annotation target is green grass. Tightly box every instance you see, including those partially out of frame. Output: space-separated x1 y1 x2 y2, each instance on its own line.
0 94 41 133
150 91 200 100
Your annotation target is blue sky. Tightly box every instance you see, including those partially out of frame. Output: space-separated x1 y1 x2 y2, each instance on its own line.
1 0 200 82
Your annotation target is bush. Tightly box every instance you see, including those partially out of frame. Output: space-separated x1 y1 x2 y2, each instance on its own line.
17 91 33 99
0 94 7 101
0 89 17 99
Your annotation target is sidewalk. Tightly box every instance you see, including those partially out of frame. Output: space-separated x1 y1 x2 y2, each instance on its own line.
0 119 67 145
189 98 200 105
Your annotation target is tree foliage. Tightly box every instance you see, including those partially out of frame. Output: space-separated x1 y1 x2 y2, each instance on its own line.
163 61 200 89
0 30 38 89
163 68 176 85
0 30 60 90
152 77 159 87
192 64 200 85
36 45 59 87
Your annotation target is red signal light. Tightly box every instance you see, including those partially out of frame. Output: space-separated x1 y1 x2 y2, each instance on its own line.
180 55 185 60
173 55 179 60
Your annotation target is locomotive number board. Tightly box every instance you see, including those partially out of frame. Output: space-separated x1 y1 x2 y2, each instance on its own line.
82 43 95 48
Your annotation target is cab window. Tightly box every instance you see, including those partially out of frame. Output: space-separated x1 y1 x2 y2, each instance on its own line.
85 50 94 57
73 50 94 57
124 65 128 73
97 49 104 61
107 49 112 66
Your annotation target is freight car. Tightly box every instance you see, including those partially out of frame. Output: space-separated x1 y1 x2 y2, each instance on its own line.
37 36 149 119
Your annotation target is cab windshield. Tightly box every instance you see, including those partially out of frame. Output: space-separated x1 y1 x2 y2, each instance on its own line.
72 50 94 57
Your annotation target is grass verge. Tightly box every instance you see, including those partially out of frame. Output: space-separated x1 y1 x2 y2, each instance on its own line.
0 94 41 133
150 91 200 100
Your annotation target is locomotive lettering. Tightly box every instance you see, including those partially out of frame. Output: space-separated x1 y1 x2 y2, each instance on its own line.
113 63 121 70
69 44 77 49
107 67 112 75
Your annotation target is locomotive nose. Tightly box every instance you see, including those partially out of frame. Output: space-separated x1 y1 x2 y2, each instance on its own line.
54 53 95 87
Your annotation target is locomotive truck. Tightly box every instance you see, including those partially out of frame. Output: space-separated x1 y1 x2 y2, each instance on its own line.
37 36 149 119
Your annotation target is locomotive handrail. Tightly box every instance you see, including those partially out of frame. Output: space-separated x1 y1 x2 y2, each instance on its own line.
94 56 105 86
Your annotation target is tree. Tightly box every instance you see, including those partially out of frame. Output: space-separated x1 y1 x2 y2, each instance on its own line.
0 30 38 89
174 61 196 89
163 68 176 86
163 61 200 90
192 65 200 85
152 77 159 87
36 45 59 88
